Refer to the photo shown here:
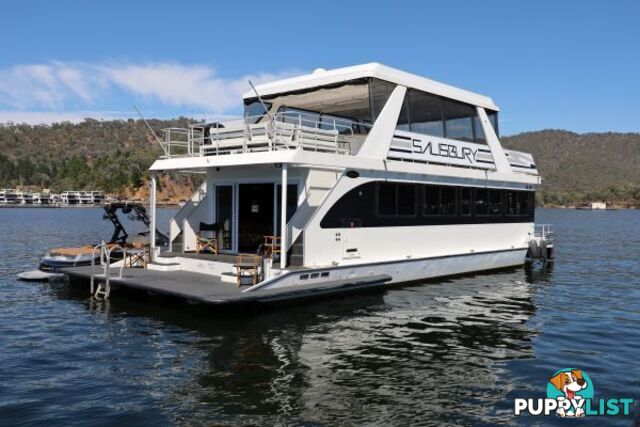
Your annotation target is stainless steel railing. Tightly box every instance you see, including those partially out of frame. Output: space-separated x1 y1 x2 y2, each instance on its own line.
160 113 371 159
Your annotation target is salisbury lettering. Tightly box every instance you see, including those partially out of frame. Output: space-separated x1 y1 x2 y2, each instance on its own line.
412 139 477 164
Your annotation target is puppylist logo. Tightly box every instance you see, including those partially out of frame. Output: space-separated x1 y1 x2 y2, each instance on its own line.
514 368 635 418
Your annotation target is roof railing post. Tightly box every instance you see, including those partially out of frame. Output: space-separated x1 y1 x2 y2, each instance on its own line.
280 164 288 270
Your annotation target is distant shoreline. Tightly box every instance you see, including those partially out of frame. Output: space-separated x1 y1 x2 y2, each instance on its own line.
541 204 639 209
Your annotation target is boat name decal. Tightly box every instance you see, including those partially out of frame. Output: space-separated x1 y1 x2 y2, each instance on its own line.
412 139 477 164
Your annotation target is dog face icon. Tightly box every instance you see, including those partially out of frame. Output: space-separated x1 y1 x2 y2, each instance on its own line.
549 369 588 417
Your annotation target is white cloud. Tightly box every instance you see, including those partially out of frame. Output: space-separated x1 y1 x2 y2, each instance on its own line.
0 61 300 120
0 110 130 125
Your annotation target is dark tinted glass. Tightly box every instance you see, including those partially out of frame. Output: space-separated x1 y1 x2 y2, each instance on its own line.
321 183 535 228
475 189 489 216
244 101 271 123
397 93 410 131
508 191 530 216
487 110 499 137
441 186 457 215
370 79 396 122
444 99 475 142
378 183 396 216
461 187 472 216
423 186 440 215
488 190 502 216
397 184 416 215
473 116 486 143
410 90 444 137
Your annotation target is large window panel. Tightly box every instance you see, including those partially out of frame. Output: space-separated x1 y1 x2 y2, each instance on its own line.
377 182 396 216
244 101 271 123
475 189 488 216
321 182 535 228
444 99 475 142
396 93 410 131
460 187 472 216
423 185 440 215
473 116 486 143
507 191 531 216
488 190 503 216
397 184 416 216
423 185 456 216
440 186 457 215
410 90 444 137
377 182 416 216
487 110 499 137
370 79 396 122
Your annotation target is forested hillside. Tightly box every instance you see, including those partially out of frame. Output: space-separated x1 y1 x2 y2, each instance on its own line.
0 118 194 200
1 120 639 206
502 130 640 206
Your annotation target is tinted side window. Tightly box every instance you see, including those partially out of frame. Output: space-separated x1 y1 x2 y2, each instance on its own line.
424 185 440 215
473 116 486 143
397 184 416 216
320 182 534 228
378 182 396 216
441 186 457 215
443 99 475 142
460 187 472 216
475 189 489 216
424 185 457 216
370 79 396 122
507 191 531 216
377 182 416 216
397 92 410 131
410 90 444 137
487 110 499 137
488 190 503 216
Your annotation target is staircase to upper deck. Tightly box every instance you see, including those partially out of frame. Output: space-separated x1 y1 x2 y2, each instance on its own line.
169 181 208 253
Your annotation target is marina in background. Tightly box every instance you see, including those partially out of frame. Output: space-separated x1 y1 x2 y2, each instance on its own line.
0 189 106 207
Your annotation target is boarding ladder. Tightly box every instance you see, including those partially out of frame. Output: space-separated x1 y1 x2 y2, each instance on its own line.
90 242 125 299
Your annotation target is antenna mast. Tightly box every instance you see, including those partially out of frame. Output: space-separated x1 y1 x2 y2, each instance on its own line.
248 80 274 122
133 105 168 156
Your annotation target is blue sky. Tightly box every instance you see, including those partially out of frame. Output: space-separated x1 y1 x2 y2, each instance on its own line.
0 0 638 134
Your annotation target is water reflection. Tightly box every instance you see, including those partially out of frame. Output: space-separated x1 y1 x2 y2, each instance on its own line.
53 269 539 425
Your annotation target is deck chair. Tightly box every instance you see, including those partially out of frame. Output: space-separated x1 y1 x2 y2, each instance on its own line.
234 254 262 287
196 222 219 254
262 235 281 260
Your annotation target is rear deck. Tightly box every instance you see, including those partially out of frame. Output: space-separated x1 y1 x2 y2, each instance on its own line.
62 266 392 306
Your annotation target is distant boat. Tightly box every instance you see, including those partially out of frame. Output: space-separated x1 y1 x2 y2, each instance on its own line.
576 202 607 210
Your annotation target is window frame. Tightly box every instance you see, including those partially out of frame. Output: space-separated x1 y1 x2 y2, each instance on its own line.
376 182 417 218
423 184 457 216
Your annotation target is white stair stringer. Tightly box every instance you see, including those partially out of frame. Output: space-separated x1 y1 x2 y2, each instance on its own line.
168 181 208 252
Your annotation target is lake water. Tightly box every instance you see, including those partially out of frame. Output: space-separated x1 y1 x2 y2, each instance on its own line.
1 208 639 426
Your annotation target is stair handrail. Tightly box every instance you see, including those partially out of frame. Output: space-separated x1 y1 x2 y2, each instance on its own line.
90 241 126 297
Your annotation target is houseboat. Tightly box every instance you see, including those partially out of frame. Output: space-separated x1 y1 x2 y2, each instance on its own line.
64 63 552 303
32 192 53 205
79 191 105 205
0 189 20 204
19 191 34 204
60 191 81 205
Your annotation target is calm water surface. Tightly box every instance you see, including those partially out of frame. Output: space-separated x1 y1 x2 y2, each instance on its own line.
1 208 639 426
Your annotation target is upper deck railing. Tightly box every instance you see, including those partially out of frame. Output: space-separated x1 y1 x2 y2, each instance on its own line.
160 113 371 159
159 113 537 176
